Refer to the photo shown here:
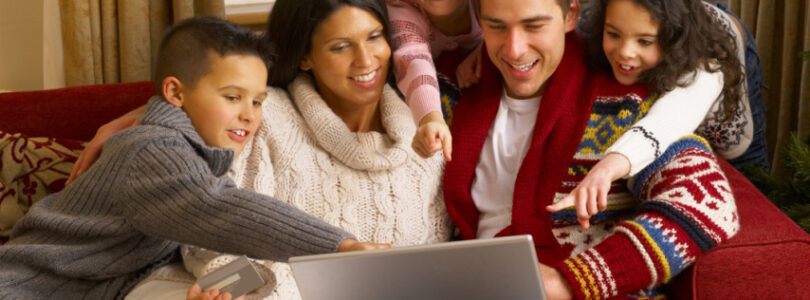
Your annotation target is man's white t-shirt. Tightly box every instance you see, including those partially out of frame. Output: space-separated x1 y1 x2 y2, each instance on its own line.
471 90 541 238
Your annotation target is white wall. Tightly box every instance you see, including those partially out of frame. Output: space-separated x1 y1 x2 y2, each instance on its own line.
0 0 64 92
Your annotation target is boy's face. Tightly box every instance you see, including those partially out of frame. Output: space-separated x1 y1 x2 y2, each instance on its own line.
181 53 268 157
479 0 578 99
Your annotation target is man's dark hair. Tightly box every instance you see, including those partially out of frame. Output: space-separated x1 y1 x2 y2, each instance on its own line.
263 0 392 87
475 0 572 15
153 16 274 94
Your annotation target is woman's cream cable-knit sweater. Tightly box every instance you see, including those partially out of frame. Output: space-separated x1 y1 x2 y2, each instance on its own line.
183 74 452 300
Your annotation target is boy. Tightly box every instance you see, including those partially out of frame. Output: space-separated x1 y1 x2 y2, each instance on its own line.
0 17 385 300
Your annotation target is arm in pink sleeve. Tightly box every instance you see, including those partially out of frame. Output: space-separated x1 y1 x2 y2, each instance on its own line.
387 1 443 124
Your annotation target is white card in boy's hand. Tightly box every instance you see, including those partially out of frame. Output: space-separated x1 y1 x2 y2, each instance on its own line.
196 256 264 298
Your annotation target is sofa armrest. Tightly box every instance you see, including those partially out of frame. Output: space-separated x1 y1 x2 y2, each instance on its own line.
667 159 810 299
0 82 154 141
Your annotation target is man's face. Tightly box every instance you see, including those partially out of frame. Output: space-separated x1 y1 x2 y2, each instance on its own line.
479 0 579 99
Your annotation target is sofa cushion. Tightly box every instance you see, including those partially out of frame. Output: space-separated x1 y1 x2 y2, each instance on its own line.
0 131 85 244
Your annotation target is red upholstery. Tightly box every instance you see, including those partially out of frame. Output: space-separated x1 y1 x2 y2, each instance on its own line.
0 82 153 141
0 83 808 299
667 159 810 298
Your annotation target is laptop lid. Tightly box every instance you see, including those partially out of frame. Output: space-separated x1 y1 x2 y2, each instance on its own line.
289 235 546 300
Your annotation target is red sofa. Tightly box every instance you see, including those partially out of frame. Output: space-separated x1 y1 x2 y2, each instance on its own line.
0 82 808 298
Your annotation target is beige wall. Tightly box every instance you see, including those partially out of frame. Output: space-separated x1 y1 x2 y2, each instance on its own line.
0 0 64 92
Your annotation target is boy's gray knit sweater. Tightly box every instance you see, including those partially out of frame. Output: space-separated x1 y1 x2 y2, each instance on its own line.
0 97 353 300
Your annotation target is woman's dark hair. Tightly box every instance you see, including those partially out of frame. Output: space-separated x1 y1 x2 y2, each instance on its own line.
263 0 392 87
578 0 744 122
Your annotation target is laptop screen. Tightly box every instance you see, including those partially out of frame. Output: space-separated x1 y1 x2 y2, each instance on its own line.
289 235 547 300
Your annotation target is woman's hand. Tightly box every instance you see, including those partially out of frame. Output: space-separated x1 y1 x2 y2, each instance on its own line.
546 152 631 229
337 239 392 252
456 44 483 90
65 105 146 185
412 111 452 161
539 263 573 300
186 283 245 300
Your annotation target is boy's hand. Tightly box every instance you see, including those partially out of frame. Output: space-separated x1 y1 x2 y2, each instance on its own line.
187 283 245 300
456 44 482 89
337 239 392 252
545 153 631 229
412 111 452 161
66 105 146 185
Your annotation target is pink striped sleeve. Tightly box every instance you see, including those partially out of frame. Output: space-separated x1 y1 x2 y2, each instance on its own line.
387 1 442 124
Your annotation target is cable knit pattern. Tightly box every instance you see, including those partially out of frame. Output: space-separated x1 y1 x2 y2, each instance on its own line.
185 74 451 300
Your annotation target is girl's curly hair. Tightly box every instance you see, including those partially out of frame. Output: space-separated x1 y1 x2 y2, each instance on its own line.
579 0 744 122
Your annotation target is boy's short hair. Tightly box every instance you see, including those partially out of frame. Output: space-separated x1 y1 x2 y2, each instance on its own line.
153 16 274 94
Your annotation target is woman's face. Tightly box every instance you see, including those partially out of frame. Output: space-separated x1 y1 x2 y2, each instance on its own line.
602 0 662 85
300 6 391 109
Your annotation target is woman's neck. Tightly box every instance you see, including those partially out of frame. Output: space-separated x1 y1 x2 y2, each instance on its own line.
323 96 384 133
427 1 472 37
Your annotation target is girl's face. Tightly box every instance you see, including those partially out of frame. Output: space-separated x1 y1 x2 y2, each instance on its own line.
300 6 391 111
416 0 468 17
602 0 662 85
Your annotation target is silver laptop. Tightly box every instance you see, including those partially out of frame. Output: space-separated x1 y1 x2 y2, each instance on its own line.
289 235 547 300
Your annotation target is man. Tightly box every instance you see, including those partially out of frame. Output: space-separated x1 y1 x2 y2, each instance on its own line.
443 0 739 298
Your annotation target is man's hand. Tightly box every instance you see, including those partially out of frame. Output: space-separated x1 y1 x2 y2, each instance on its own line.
412 111 452 161
546 153 631 229
539 263 573 300
337 239 392 252
456 44 482 89
66 105 146 185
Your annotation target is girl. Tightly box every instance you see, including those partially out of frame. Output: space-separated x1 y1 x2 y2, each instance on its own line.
548 0 762 228
387 0 484 160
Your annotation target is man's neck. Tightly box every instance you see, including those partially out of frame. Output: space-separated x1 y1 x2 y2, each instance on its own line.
504 84 547 101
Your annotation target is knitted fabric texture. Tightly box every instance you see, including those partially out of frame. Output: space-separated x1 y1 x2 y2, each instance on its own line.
555 135 739 299
387 0 482 123
443 34 739 299
549 73 740 298
184 75 451 300
0 98 354 300
445 32 594 264
694 2 754 159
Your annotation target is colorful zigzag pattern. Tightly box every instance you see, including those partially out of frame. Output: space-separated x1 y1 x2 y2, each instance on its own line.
550 91 739 299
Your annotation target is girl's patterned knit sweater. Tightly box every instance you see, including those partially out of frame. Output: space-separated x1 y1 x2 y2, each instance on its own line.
444 34 739 299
